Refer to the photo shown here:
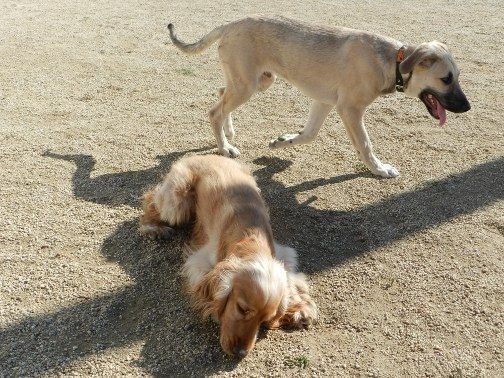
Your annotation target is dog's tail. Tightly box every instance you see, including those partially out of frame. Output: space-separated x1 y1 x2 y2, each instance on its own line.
167 22 226 55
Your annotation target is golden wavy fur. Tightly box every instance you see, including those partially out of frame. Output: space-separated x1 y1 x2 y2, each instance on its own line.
140 155 317 357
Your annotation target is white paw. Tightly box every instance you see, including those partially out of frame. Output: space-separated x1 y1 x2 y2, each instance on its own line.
292 297 318 329
269 134 299 149
372 163 399 178
218 145 240 158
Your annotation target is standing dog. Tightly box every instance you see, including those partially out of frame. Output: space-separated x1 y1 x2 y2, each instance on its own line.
140 155 317 357
167 16 470 178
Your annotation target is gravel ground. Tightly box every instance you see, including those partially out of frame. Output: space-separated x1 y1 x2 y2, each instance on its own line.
0 0 503 376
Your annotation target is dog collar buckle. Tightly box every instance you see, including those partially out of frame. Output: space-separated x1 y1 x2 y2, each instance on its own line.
395 46 406 92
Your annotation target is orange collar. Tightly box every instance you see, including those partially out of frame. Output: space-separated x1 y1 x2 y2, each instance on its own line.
396 46 406 63
395 46 408 92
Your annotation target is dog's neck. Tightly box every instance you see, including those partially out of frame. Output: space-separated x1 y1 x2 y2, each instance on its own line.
400 45 417 89
381 43 416 94
222 230 275 261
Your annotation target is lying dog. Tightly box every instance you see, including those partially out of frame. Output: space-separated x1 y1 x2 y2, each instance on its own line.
140 155 317 357
167 16 470 178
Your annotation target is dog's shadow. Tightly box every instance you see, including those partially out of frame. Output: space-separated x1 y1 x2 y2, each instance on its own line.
4 148 239 377
253 156 504 274
100 219 238 376
42 149 208 207
1 150 502 376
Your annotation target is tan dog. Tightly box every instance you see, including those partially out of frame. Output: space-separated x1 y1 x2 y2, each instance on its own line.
168 16 470 178
140 155 317 357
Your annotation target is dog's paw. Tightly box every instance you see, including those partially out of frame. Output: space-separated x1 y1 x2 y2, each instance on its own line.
218 145 241 158
139 224 175 239
289 297 318 330
294 308 318 329
372 163 399 178
269 134 299 149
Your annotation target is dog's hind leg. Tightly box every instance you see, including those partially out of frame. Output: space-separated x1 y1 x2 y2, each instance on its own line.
336 101 399 178
269 101 333 149
216 71 274 146
139 160 196 237
139 190 175 239
209 69 257 158
218 87 235 142
258 71 276 92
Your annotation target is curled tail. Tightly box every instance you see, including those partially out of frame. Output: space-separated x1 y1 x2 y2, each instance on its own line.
167 23 226 55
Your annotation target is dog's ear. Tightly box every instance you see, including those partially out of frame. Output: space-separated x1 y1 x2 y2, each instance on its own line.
264 289 289 330
399 44 438 74
190 259 237 320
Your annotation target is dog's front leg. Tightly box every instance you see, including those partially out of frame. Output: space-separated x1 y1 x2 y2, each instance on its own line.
268 272 318 330
337 103 399 178
269 101 333 149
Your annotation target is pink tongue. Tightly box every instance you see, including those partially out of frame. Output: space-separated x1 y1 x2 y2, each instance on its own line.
436 100 447 127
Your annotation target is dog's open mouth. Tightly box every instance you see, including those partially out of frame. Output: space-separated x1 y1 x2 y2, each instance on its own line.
421 92 446 127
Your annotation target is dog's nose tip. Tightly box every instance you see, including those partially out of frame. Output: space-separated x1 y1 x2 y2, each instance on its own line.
452 100 471 113
233 346 248 358
458 102 471 113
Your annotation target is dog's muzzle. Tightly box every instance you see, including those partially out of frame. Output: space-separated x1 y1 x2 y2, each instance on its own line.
419 86 470 127
442 86 471 113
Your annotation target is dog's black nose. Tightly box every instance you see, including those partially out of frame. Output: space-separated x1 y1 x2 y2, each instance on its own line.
233 346 248 358
450 87 471 113
451 99 470 113
443 90 471 113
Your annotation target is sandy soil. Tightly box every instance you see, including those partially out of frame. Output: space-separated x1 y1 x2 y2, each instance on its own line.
1 0 503 376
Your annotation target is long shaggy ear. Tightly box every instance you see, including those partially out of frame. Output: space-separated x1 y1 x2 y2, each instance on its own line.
399 44 438 74
189 259 238 320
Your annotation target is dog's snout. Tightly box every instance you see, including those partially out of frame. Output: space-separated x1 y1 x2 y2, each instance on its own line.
460 99 471 113
232 346 248 358
441 87 471 113
450 97 471 113
453 87 471 113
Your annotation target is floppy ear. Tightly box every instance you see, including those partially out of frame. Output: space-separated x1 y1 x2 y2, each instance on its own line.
190 259 237 320
399 45 438 74
263 283 290 330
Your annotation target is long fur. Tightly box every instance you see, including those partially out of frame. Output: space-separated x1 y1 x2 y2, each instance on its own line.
140 154 317 355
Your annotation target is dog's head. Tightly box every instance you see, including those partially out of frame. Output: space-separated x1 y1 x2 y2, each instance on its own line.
191 253 288 357
400 41 470 126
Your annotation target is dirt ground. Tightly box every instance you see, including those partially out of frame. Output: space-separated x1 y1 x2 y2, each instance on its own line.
1 0 503 376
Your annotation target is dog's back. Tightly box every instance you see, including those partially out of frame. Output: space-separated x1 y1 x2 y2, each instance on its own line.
140 155 270 246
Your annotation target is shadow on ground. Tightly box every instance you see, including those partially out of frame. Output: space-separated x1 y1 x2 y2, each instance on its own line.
1 150 502 375
253 156 503 273
42 148 209 207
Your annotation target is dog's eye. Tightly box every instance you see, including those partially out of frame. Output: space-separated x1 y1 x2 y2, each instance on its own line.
237 304 249 316
441 72 453 85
